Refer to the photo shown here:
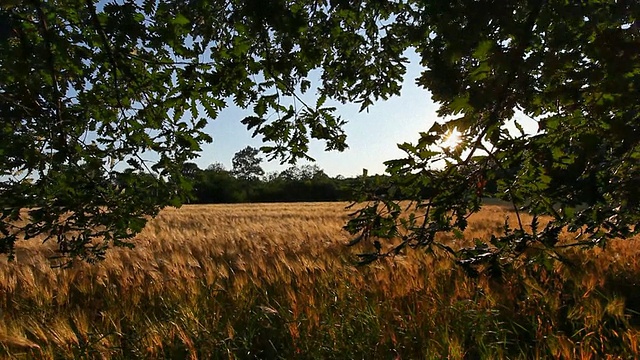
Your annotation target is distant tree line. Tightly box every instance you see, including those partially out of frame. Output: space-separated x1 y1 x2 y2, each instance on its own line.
182 146 505 204
182 146 362 203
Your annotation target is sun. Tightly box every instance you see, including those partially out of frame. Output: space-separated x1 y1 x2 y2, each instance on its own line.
440 127 463 150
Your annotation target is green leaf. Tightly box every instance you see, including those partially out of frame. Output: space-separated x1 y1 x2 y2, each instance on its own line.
171 14 190 26
473 40 493 59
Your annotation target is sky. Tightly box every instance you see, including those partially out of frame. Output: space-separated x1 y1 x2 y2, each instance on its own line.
91 1 539 179
90 1 445 178
193 53 442 177
193 51 539 178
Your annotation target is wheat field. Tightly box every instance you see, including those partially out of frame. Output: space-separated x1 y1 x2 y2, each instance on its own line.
1 202 639 359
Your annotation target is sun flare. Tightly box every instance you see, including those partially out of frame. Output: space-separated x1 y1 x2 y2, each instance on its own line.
440 127 462 150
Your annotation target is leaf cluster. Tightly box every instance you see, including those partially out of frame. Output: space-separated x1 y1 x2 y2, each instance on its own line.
345 0 640 275
2 0 639 267
1 0 411 261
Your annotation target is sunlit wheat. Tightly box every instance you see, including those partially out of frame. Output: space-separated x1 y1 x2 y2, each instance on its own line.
0 202 638 359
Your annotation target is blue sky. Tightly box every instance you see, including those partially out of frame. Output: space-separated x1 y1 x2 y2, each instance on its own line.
93 2 538 178
194 53 441 177
93 1 441 177
193 51 539 177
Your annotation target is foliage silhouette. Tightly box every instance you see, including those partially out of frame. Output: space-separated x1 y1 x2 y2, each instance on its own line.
1 1 638 267
231 146 265 181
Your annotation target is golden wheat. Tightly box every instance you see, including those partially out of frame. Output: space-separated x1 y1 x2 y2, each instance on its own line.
0 202 638 359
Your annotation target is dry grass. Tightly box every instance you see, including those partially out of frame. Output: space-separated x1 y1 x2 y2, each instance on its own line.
1 202 639 359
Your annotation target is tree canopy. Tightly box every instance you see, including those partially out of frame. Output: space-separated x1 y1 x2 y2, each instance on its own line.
181 159 353 204
1 0 638 267
346 1 640 274
231 146 264 181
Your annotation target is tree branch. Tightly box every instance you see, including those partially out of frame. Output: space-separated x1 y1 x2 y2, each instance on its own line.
31 0 66 164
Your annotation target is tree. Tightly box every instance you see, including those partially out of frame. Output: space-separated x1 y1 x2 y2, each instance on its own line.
231 146 264 181
255 164 337 202
279 164 324 181
207 162 227 172
1 0 374 262
345 1 640 274
181 162 201 180
193 165 244 204
1 1 638 268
